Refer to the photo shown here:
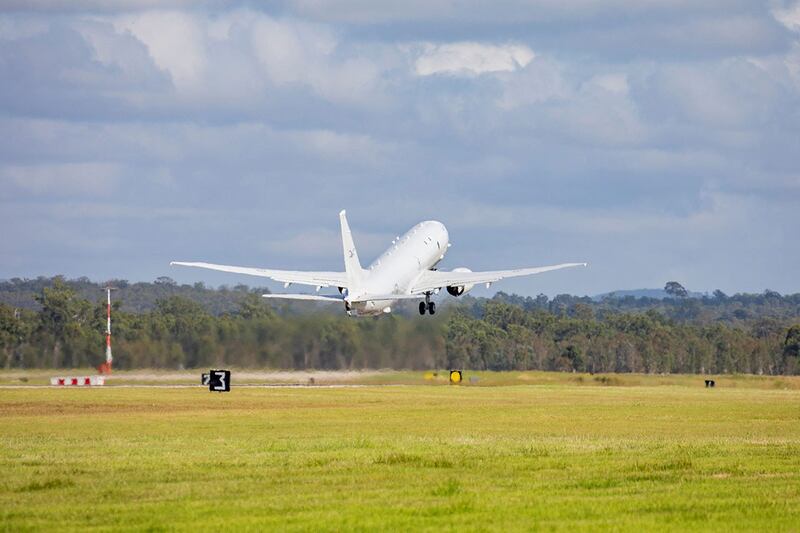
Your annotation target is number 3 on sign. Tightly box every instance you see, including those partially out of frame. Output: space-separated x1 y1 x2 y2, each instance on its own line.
209 369 231 392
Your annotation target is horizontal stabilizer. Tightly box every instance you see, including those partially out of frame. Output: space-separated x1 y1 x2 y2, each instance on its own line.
262 293 344 302
262 293 423 303
171 261 348 288
347 294 423 302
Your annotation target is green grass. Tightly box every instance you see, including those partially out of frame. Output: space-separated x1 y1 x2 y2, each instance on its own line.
1 377 799 530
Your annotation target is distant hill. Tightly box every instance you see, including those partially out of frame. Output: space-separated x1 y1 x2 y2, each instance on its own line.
593 288 705 300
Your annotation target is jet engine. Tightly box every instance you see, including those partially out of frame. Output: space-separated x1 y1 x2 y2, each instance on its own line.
446 267 474 296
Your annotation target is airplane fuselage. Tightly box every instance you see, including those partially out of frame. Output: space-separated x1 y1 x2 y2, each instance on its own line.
349 220 449 316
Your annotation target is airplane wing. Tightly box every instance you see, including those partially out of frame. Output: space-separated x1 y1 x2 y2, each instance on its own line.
410 262 588 293
171 261 348 288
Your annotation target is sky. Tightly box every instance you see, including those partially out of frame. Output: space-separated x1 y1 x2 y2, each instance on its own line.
1 1 799 297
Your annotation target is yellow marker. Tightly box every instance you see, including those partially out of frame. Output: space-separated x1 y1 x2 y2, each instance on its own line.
424 372 434 381
449 370 462 384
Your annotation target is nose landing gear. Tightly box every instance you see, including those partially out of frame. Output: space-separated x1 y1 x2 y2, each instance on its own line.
418 293 436 315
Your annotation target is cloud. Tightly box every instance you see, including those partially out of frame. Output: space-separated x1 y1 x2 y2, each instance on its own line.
287 2 791 61
640 57 797 135
250 15 385 105
0 1 233 13
113 11 206 90
289 129 398 165
287 1 759 25
250 15 336 85
0 15 49 39
586 73 629 95
773 2 800 31
0 162 120 197
497 55 571 106
414 42 534 76
0 21 170 122
495 60 646 147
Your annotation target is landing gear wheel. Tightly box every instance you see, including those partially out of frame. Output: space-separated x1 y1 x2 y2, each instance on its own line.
419 302 427 315
427 301 436 315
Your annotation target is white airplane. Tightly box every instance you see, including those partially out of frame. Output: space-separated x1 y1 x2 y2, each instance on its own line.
172 210 586 317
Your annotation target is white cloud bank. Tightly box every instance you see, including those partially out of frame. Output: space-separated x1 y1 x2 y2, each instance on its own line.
0 162 120 197
113 11 207 90
414 42 534 76
773 3 800 32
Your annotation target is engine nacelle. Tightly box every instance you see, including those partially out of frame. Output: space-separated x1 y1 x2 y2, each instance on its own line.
446 267 474 296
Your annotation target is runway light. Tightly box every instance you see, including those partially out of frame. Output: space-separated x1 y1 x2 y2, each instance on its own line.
449 370 462 384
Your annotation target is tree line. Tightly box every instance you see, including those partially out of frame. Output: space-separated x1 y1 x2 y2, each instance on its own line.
0 277 798 374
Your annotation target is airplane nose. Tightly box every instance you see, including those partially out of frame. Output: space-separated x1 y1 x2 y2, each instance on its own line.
423 220 449 247
435 221 449 247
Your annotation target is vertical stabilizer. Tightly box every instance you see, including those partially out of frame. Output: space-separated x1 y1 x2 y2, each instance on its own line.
339 210 363 290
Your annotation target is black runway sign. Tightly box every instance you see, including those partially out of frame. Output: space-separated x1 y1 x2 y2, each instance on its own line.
209 369 231 392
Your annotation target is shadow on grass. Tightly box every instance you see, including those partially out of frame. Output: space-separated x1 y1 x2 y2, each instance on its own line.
17 478 74 492
373 452 454 468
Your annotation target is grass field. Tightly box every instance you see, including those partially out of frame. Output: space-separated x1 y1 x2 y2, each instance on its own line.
2 373 799 531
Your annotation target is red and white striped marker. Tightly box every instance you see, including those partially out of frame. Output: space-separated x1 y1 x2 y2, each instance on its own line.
97 285 116 374
50 376 105 386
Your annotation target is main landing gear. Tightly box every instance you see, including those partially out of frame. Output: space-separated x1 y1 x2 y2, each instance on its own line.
418 293 436 315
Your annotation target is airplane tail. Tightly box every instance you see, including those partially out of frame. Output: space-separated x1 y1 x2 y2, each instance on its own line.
339 210 363 290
